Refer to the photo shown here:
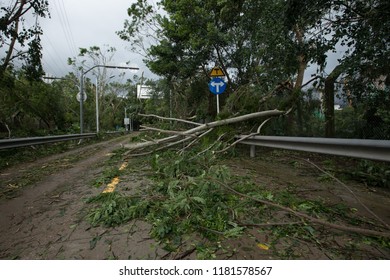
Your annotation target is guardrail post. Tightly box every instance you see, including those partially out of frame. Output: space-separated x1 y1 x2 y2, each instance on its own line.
250 145 256 158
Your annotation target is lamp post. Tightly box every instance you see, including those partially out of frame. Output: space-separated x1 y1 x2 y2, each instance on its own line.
79 65 139 134
95 77 99 133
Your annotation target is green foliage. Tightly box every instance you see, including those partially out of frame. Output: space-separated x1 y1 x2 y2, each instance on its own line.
117 0 389 139
0 66 144 137
0 0 49 80
86 147 250 255
85 138 390 259
91 167 120 188
351 161 390 189
87 192 149 227
91 148 128 188
146 152 247 245
0 142 69 171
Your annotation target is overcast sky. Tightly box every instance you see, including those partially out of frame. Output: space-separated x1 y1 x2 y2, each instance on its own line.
5 0 343 83
39 0 154 80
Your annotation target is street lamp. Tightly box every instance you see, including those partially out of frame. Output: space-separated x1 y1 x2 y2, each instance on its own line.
79 65 139 134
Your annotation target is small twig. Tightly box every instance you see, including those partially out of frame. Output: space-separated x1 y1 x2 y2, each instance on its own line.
215 117 272 154
239 221 304 227
179 128 214 154
174 247 196 260
293 156 390 230
198 226 225 235
300 75 321 89
211 178 390 238
126 136 194 158
190 132 226 159
5 123 11 138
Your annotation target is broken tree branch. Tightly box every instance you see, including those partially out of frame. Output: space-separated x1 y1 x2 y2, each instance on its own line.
179 128 214 154
139 113 202 126
215 117 272 154
191 132 226 160
140 125 198 137
124 110 285 152
212 178 390 238
293 156 390 230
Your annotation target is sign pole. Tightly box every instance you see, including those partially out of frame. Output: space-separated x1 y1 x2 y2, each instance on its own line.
216 94 220 114
80 68 84 134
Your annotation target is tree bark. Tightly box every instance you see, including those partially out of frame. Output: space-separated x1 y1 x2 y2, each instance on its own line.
124 110 285 151
324 65 343 138
292 25 308 135
2 0 27 70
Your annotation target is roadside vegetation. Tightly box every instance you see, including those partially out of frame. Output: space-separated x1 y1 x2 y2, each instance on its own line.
1 0 389 260
85 131 389 259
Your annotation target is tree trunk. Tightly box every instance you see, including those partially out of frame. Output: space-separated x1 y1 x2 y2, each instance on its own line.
324 65 342 138
1 0 27 71
287 24 307 135
294 54 308 135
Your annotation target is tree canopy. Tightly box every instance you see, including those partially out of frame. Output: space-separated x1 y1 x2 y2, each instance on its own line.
118 0 390 138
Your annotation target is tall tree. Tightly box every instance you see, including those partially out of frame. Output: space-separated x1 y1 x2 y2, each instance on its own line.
318 0 390 137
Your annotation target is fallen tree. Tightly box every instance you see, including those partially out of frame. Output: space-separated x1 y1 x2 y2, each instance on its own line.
117 108 389 247
124 109 285 154
82 108 390 260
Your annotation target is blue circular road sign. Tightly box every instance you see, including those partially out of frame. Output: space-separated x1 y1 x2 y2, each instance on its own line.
208 77 227 95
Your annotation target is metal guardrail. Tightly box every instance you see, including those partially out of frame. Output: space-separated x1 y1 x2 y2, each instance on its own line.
0 133 97 150
236 135 390 162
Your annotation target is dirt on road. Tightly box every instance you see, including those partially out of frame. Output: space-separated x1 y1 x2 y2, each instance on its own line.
0 136 389 260
0 134 166 259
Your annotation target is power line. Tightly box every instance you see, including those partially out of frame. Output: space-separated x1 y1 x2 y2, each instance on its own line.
53 0 78 58
59 0 78 55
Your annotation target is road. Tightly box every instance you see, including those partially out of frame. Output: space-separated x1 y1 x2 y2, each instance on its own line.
0 134 165 259
0 135 389 260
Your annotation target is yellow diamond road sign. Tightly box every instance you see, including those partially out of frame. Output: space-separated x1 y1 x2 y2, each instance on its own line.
210 67 225 77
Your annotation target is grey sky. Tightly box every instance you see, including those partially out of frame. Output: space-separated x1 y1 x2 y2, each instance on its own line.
5 0 344 83
39 0 152 79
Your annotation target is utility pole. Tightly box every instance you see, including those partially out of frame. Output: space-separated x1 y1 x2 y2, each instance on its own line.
95 77 99 133
79 65 139 134
80 68 84 134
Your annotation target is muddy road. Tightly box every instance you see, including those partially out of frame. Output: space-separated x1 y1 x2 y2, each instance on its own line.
0 134 166 259
0 135 389 259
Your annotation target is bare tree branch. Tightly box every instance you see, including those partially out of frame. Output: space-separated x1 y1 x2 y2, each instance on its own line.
293 156 390 230
139 113 202 126
124 110 285 152
140 125 198 137
213 178 390 238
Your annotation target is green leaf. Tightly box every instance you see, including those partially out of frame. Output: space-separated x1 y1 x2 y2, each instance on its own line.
192 196 206 205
